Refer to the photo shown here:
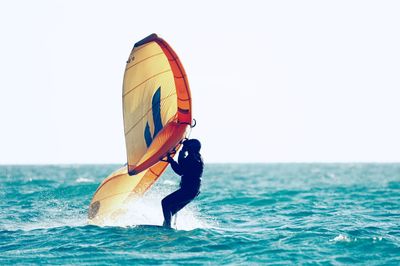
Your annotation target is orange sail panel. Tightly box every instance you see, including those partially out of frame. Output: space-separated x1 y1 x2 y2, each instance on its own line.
87 34 192 225
123 34 192 175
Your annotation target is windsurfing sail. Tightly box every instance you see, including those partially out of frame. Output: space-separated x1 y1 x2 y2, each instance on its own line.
124 34 192 175
88 34 192 225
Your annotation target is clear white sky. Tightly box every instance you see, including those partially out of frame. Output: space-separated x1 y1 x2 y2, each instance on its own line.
0 0 399 164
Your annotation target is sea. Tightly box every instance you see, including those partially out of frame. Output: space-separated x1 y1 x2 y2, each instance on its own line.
0 164 399 265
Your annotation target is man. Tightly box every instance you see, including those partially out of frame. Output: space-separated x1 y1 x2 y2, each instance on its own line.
162 139 204 228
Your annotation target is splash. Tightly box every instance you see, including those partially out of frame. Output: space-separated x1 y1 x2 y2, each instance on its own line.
98 183 213 231
330 234 351 242
75 177 94 183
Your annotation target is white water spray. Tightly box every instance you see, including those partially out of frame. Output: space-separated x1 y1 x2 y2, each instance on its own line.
100 180 212 231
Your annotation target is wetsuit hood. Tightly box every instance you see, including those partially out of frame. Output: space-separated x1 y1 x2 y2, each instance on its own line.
184 139 201 153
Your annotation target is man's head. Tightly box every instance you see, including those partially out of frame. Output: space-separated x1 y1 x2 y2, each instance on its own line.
183 138 201 154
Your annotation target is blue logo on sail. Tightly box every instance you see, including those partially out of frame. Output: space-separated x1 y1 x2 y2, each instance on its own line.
144 87 163 147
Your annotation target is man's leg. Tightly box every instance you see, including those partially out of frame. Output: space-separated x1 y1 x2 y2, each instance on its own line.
161 189 197 228
162 189 183 227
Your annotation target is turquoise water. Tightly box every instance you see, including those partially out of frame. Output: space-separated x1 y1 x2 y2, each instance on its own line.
1 164 399 265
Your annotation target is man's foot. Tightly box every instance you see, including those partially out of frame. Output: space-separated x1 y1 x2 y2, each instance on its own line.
162 220 171 228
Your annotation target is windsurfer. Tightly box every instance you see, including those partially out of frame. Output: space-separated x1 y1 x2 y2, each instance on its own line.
162 139 204 228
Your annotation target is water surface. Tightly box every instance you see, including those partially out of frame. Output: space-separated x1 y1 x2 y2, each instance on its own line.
1 164 399 265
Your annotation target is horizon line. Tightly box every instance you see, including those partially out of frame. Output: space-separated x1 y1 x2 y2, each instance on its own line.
1 161 399 166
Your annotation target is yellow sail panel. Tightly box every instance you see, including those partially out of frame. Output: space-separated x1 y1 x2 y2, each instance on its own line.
123 34 192 175
87 161 169 225
123 43 176 169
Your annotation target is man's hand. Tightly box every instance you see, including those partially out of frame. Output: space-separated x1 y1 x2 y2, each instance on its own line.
182 143 188 151
166 153 174 163
179 148 186 157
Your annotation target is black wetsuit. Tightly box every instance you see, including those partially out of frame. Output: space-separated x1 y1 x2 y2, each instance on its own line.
162 150 204 227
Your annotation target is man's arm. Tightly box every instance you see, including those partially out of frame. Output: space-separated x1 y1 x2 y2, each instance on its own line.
167 154 183 175
178 148 186 165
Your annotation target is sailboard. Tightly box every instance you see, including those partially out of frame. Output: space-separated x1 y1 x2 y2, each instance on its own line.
88 34 192 225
